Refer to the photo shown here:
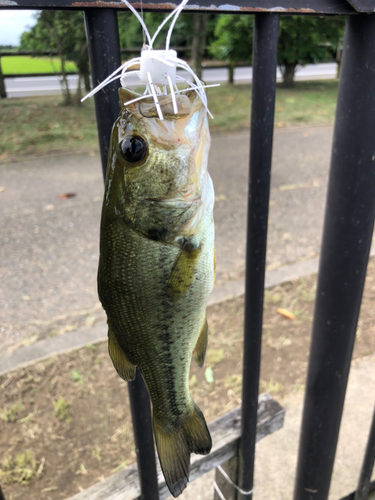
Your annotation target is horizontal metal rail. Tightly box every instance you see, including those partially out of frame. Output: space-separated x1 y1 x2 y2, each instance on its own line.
66 394 285 500
0 0 358 15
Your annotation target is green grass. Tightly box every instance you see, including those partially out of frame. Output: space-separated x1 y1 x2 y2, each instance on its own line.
207 80 338 132
53 397 72 422
0 95 97 159
0 450 38 484
0 403 24 423
0 80 338 160
1 56 77 75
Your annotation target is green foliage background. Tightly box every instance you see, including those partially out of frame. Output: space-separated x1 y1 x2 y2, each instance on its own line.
209 15 344 84
15 12 345 89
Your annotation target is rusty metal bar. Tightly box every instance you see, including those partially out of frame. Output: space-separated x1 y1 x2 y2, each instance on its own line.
294 13 375 500
238 12 279 500
0 0 356 14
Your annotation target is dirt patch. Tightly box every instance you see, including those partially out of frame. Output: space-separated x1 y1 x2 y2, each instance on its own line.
1 259 375 500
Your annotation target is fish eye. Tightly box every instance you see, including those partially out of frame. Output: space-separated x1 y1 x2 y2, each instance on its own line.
120 136 147 164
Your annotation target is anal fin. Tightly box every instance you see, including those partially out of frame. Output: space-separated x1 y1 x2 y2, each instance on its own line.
192 317 208 367
108 326 136 382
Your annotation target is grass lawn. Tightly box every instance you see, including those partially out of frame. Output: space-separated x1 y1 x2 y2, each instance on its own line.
0 80 338 160
207 80 338 132
1 56 77 75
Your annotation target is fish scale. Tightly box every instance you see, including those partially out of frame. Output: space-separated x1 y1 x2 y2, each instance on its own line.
100 219 213 417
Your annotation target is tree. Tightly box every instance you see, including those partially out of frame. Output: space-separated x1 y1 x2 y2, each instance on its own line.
117 11 217 80
117 11 193 50
63 13 91 99
209 15 345 86
278 16 344 86
20 11 89 105
191 14 209 79
209 15 253 84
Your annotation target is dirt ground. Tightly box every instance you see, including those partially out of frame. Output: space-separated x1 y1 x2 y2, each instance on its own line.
1 259 375 500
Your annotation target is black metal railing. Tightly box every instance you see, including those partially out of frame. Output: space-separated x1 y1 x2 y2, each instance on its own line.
1 1 375 500
294 15 375 500
238 13 279 499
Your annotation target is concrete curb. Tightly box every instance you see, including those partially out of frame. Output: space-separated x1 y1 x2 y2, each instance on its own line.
1 241 374 376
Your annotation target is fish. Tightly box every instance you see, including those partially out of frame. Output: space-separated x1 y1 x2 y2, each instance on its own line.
98 87 215 497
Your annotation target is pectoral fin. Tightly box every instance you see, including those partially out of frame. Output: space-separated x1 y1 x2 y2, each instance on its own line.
108 327 136 382
193 317 208 367
168 240 201 299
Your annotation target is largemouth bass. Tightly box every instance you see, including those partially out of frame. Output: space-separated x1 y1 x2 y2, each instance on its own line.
98 87 215 497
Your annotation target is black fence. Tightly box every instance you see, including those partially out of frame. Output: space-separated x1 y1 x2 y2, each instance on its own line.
1 1 375 500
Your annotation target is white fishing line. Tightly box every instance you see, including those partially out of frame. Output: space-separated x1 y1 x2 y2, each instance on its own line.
167 75 178 113
147 71 164 120
213 465 254 499
150 0 189 48
120 0 152 46
165 0 189 50
213 481 227 500
81 0 219 120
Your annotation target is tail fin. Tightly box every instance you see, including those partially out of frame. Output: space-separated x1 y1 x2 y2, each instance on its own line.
153 404 212 498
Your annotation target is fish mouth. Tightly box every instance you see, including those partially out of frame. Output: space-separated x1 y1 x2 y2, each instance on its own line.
181 187 200 201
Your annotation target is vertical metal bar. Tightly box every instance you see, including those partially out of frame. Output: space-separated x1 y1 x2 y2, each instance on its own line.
355 405 375 500
0 57 6 99
84 9 122 179
84 11 159 499
339 481 375 500
128 369 160 500
294 15 375 500
238 13 279 500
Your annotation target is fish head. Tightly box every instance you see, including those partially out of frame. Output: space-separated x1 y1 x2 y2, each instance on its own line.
104 87 212 241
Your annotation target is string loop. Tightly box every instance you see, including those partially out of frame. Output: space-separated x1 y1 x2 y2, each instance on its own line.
213 465 254 498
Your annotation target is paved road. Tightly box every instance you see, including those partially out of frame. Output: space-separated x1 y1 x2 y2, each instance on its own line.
4 62 337 98
0 125 333 351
